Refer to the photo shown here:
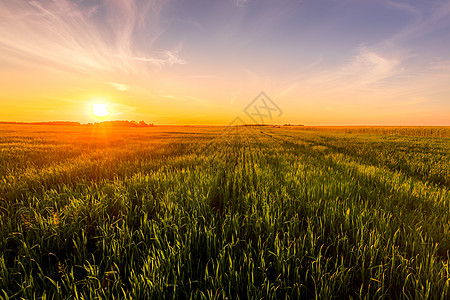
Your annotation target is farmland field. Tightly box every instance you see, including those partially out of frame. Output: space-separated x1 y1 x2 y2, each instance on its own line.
1 124 450 299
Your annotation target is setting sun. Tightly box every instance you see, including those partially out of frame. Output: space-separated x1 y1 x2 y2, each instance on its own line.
92 103 110 118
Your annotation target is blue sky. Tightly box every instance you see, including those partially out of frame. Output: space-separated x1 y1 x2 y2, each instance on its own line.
0 0 449 124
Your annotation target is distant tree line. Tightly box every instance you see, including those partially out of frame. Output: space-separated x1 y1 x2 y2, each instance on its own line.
91 120 154 127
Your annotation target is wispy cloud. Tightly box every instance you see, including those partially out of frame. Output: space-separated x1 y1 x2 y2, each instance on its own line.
233 0 250 8
293 46 402 93
157 91 209 106
387 1 422 18
429 59 450 71
288 0 450 98
174 18 205 30
0 0 185 75
106 82 129 92
338 47 402 87
120 50 187 69
387 0 450 43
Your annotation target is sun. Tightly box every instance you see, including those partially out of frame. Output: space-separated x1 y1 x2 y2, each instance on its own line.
92 103 110 118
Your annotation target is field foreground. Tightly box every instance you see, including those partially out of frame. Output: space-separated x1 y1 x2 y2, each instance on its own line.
1 125 450 299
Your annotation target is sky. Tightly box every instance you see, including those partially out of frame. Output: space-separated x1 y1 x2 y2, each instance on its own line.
0 0 449 125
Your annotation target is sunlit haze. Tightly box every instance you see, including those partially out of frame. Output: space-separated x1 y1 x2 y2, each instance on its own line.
1 0 449 125
92 103 110 118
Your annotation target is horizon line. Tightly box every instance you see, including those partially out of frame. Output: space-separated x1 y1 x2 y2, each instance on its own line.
1 121 449 127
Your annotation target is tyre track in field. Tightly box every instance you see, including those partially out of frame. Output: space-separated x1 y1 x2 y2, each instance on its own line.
204 125 255 216
256 128 450 253
266 128 450 189
258 127 450 207
0 140 200 204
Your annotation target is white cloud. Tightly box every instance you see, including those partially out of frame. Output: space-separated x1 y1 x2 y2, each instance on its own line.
387 0 450 43
340 47 402 87
0 0 184 75
157 92 209 106
166 51 187 66
294 46 402 93
233 0 250 8
429 59 450 71
106 82 129 92
124 50 187 69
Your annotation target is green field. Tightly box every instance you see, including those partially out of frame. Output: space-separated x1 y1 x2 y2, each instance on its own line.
1 124 450 299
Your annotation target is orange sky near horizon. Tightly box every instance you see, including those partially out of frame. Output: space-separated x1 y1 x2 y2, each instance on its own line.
1 0 449 125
